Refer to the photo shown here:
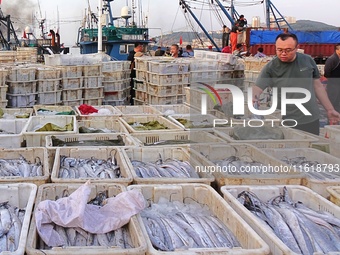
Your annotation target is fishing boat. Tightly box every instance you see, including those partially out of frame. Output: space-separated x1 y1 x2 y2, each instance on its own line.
77 0 151 60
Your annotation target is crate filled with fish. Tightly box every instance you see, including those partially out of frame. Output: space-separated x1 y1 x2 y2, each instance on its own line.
147 59 190 74
128 183 270 254
26 183 147 255
168 113 228 131
77 118 128 134
262 147 340 198
0 108 32 119
221 185 340 255
214 126 319 149
0 147 49 185
33 105 76 116
190 144 303 189
122 147 214 185
120 115 183 133
326 186 340 206
152 104 200 116
115 105 162 116
0 119 28 148
51 147 132 185
0 183 37 255
75 105 122 120
22 116 77 147
130 130 225 147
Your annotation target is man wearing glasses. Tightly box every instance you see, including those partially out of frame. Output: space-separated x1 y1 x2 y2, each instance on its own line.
253 33 340 135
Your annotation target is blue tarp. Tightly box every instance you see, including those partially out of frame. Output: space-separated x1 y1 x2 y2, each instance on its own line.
250 30 340 45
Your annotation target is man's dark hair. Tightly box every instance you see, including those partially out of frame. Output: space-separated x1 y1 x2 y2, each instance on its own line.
186 45 192 50
239 15 244 19
258 47 264 53
134 42 143 48
275 33 298 45
236 43 243 49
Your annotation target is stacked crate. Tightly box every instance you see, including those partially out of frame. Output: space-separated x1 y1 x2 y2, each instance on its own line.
61 65 84 106
82 64 104 105
6 65 37 107
0 68 8 107
16 47 38 63
101 61 131 106
134 58 190 105
36 67 62 105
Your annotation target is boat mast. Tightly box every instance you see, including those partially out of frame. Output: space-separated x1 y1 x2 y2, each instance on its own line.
98 0 103 53
265 0 293 30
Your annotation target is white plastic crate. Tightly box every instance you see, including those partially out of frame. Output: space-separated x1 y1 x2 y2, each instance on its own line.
78 118 128 133
0 85 7 100
37 79 62 92
193 50 207 59
8 66 36 81
46 133 138 149
26 183 147 255
83 87 104 99
82 64 102 76
168 113 225 131
103 98 129 106
101 60 130 72
62 88 83 101
130 130 225 146
62 77 83 89
0 183 37 255
120 115 183 133
1 108 33 119
214 127 319 149
83 76 103 88
103 71 130 82
189 60 218 71
152 104 200 116
324 125 340 142
61 65 83 78
83 97 103 106
147 94 184 105
134 80 146 92
148 60 190 74
115 105 161 116
7 81 37 94
218 60 235 71
33 105 76 116
51 147 132 184
190 143 303 189
0 147 49 185
23 115 77 147
135 69 148 81
219 70 233 80
7 93 37 107
36 67 61 79
327 186 340 206
221 185 340 255
37 90 62 105
263 147 340 198
103 79 130 92
128 184 270 255
62 99 83 106
147 83 186 96
122 147 214 184
75 105 122 119
134 89 147 101
147 72 189 85
134 56 154 71
104 88 130 101
190 70 219 82
133 98 145 105
0 68 8 86
0 119 27 148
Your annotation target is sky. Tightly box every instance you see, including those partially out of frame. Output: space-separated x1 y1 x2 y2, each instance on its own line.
2 0 340 47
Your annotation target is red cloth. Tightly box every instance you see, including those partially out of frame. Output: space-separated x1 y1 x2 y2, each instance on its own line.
78 104 98 115
221 46 232 53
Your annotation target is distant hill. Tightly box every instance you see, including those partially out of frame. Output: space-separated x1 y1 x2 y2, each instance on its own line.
154 20 339 45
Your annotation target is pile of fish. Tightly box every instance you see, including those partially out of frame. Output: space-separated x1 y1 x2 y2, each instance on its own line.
39 191 133 249
0 156 43 177
232 126 284 140
131 157 199 178
58 156 121 179
144 139 197 146
0 201 26 252
213 156 266 175
141 199 241 251
128 120 169 131
281 156 340 180
52 135 125 147
238 187 340 254
79 126 114 133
